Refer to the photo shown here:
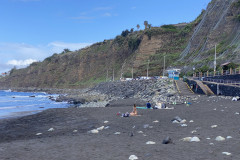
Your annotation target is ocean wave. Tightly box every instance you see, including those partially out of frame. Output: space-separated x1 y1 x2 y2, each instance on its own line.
10 95 30 98
3 89 12 92
0 100 29 103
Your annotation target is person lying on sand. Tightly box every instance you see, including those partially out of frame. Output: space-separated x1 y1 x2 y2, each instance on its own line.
154 102 174 109
130 104 138 116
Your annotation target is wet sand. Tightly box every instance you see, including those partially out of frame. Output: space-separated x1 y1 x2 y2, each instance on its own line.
0 95 239 160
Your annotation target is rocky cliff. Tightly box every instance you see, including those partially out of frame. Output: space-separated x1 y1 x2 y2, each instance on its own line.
0 0 240 88
180 0 240 71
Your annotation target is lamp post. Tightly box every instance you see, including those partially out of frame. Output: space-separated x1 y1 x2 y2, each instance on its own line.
193 67 195 78
147 60 150 78
132 67 133 79
163 56 166 77
214 45 217 76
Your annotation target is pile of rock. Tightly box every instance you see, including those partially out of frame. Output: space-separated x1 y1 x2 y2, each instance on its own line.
57 79 199 107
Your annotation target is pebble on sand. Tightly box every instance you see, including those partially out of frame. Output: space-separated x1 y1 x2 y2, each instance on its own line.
137 131 143 134
189 120 194 123
129 155 138 160
235 112 239 115
226 136 232 139
146 141 156 144
180 124 187 127
222 152 231 156
162 136 172 144
180 137 192 142
73 130 78 133
153 120 159 123
215 136 225 141
191 130 197 134
172 120 179 124
97 126 105 131
143 124 150 128
89 129 99 134
180 119 187 123
180 137 200 142
104 121 109 124
104 126 110 129
48 128 54 132
36 133 42 136
114 132 121 135
211 125 218 128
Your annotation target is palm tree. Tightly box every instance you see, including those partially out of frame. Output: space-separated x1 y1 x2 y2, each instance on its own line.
136 24 140 30
144 21 148 29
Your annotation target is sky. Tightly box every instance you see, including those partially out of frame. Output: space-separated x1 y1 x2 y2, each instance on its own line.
0 0 211 73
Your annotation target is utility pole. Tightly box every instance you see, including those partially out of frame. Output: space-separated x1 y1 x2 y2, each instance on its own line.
113 69 115 81
214 45 217 76
106 69 108 82
132 67 133 79
147 60 150 78
120 60 126 80
163 56 166 77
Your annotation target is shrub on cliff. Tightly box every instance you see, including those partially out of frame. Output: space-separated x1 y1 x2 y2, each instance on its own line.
121 29 130 37
161 25 178 32
236 14 240 21
128 37 141 51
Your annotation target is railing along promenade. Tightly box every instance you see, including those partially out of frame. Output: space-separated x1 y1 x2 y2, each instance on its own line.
192 68 240 86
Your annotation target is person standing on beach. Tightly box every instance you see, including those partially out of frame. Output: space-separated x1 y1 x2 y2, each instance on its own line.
146 101 151 109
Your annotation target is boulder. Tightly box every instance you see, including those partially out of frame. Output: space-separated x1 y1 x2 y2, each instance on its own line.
215 136 225 141
190 137 200 142
162 136 172 144
129 155 138 160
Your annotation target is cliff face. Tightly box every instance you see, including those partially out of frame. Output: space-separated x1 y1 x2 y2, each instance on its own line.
180 0 240 70
1 0 240 88
1 39 135 88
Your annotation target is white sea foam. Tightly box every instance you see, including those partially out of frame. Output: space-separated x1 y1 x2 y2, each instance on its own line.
3 89 12 92
0 106 17 110
10 95 30 98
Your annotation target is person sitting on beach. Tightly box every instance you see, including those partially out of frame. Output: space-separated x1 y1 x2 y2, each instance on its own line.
146 101 151 109
153 102 162 109
130 104 138 116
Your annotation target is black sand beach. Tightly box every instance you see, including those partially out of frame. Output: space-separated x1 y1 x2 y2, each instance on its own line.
0 95 239 160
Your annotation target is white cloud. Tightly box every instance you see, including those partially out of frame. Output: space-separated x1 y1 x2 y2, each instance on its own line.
0 41 92 73
7 59 37 66
18 0 40 2
11 0 40 2
94 7 113 11
102 13 112 17
72 6 114 22
0 42 49 61
71 16 95 20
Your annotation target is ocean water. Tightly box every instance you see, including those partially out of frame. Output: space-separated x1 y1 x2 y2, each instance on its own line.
0 90 69 119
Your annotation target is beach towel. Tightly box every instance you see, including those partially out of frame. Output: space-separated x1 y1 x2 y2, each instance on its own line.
136 107 152 109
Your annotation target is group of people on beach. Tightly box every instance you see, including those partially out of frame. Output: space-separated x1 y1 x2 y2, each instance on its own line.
122 101 167 117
